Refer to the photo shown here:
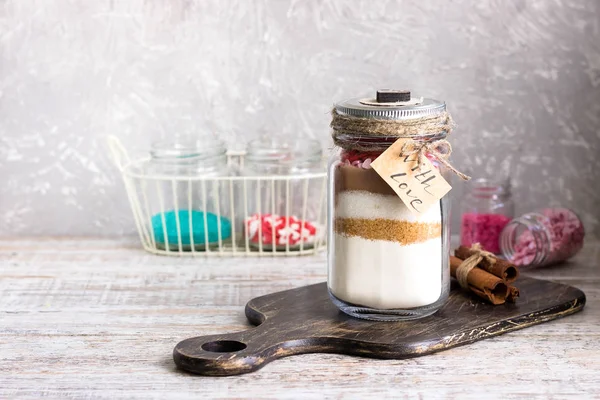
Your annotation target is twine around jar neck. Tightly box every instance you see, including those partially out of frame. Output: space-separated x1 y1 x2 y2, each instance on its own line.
330 108 471 181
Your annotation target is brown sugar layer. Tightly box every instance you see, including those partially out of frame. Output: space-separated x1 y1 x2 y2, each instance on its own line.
335 217 442 245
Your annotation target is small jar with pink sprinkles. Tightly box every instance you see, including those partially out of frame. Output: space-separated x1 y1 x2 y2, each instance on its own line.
500 208 585 267
460 178 514 254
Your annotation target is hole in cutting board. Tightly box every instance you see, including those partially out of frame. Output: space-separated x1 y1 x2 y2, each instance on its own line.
201 340 247 353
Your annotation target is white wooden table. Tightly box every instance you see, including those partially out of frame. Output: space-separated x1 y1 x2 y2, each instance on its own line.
1 238 598 399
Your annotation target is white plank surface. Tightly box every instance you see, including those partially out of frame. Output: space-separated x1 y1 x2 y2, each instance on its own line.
1 237 598 399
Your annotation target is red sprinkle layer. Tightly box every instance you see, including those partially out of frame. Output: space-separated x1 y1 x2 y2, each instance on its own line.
340 149 438 169
340 150 381 169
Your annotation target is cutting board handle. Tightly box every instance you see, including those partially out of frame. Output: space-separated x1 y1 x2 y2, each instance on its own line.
173 320 303 376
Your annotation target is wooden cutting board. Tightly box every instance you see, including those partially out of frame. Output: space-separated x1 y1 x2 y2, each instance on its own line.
173 277 585 376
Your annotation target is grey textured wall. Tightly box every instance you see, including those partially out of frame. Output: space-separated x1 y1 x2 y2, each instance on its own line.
1 0 600 237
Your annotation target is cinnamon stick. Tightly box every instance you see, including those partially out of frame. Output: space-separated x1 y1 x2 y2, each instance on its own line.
455 245 519 284
507 286 520 303
450 256 509 305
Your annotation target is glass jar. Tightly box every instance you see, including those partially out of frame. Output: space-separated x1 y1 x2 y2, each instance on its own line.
500 207 584 267
146 137 235 251
460 178 514 254
245 137 323 176
148 137 229 177
243 137 324 251
328 93 451 321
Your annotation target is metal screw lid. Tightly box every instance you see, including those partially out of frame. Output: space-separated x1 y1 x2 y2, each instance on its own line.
335 89 446 121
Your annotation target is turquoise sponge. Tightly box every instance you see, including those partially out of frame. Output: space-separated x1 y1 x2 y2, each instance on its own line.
151 210 232 247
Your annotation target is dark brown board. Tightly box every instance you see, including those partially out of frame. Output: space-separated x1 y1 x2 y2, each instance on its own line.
173 277 585 376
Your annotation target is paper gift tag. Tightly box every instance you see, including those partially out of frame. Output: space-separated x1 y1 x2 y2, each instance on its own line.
370 138 452 215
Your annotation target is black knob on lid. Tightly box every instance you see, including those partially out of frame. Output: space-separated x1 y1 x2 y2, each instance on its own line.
376 89 411 103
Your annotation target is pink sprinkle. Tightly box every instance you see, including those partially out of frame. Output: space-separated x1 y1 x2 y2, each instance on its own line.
340 152 376 169
461 213 511 254
511 208 584 267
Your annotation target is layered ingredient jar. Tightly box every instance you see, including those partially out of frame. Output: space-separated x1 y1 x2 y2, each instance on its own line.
327 91 456 321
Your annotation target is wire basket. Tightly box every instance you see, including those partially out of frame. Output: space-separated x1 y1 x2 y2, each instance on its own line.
108 136 328 257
